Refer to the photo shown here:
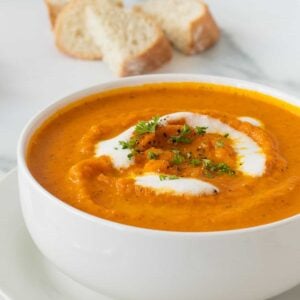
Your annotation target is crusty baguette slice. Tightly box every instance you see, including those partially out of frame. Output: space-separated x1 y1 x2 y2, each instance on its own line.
54 0 122 60
85 5 172 76
45 0 70 27
135 0 220 55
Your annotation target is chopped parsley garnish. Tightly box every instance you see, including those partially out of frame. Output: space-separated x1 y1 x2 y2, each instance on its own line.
134 116 160 135
216 162 235 175
119 137 138 160
119 138 137 150
171 150 185 165
190 158 201 166
117 116 235 172
118 116 161 161
127 152 135 160
202 159 212 169
181 124 191 135
195 126 208 136
215 139 224 148
171 136 192 144
170 124 192 144
159 174 179 181
202 159 235 176
147 151 158 160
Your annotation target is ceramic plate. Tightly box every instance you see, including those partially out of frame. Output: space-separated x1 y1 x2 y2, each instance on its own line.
0 170 299 300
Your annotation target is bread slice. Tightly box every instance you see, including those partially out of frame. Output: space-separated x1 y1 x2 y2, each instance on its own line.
54 0 122 60
85 5 172 76
45 0 70 27
135 0 220 55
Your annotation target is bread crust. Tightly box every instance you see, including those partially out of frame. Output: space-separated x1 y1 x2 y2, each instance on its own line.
134 0 220 56
45 0 67 28
54 0 102 60
119 17 172 76
188 3 220 54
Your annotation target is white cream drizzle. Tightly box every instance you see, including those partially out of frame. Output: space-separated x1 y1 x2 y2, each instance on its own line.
95 112 266 181
135 174 219 196
95 126 135 169
238 116 264 127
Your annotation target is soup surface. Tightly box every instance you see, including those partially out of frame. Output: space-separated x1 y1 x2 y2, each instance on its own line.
27 82 300 231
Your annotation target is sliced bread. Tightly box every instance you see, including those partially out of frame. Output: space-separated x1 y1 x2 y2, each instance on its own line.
85 5 172 76
135 0 220 55
54 0 122 60
45 0 70 27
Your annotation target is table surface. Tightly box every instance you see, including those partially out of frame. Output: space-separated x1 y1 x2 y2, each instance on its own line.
1 0 300 178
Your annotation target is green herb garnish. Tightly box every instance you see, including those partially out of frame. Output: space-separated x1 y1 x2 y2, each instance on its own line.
134 116 160 135
127 152 135 160
202 159 212 168
224 133 229 138
171 150 185 165
159 174 179 181
181 124 191 135
119 137 138 160
147 151 158 160
202 159 235 176
195 126 208 136
170 124 192 144
190 158 201 166
215 162 235 175
119 138 137 150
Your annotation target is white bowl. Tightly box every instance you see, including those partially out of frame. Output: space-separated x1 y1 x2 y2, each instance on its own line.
17 74 300 300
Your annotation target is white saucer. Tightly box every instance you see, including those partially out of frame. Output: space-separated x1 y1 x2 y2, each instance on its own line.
0 170 299 300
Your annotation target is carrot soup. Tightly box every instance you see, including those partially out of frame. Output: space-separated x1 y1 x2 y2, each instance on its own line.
27 83 300 231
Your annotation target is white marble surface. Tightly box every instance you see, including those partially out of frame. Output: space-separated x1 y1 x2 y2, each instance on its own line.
0 0 300 178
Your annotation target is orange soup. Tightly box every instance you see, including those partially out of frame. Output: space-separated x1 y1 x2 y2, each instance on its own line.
27 83 300 231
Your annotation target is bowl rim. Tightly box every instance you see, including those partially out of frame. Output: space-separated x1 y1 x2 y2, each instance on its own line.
17 73 300 237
